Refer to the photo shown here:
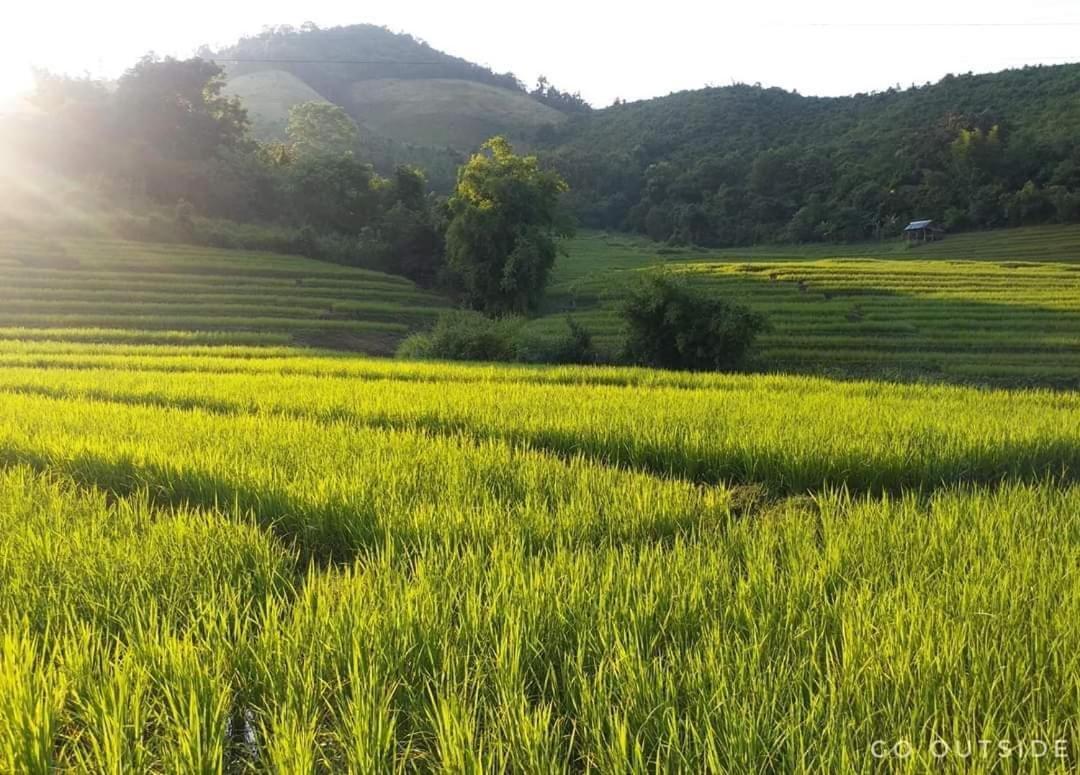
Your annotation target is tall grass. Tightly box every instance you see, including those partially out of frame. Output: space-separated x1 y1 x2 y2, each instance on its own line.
0 466 292 772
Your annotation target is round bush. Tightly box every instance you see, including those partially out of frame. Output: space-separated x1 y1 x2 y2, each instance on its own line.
618 273 767 371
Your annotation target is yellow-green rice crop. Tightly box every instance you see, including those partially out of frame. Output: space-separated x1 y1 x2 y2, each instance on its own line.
0 341 1077 772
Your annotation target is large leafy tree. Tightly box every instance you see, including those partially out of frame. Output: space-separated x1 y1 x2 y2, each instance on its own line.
286 102 360 159
115 56 248 161
445 137 571 314
22 72 115 179
284 154 379 233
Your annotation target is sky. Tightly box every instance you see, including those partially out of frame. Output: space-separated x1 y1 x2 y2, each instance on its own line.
2 0 1080 106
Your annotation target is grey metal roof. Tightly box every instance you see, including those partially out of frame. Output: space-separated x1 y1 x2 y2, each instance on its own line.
904 220 933 231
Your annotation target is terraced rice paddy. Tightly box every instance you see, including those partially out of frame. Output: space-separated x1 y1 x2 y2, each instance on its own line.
0 232 450 351
537 229 1080 387
0 229 1078 771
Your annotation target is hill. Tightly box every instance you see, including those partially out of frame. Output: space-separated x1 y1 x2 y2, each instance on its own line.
213 24 567 149
222 70 329 139
542 64 1080 246
348 78 565 149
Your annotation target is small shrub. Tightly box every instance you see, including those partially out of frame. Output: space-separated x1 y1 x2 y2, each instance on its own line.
618 273 767 371
399 312 599 365
397 311 521 362
514 317 597 365
395 333 434 359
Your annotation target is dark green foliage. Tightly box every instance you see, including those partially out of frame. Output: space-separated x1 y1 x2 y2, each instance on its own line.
396 311 521 362
281 154 380 233
542 66 1080 245
446 138 572 314
530 76 592 115
356 135 465 194
619 273 767 371
286 102 360 158
398 311 597 365
115 56 249 163
514 317 597 364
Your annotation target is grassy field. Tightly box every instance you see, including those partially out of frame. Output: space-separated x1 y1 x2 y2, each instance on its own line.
0 232 449 352
535 226 1080 386
0 229 1078 770
347 78 567 149
223 70 330 140
0 342 1076 772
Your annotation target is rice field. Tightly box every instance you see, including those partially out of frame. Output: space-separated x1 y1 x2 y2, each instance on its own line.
538 228 1080 387
4 225 1080 386
0 335 1077 772
0 232 450 352
1 229 1079 771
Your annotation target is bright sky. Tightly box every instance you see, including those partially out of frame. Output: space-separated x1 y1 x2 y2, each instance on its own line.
2 0 1079 106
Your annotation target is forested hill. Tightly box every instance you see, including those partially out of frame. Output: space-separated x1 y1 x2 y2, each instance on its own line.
540 64 1080 246
215 23 524 102
213 24 584 150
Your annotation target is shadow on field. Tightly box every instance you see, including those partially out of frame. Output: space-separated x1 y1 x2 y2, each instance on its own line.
0 445 357 567
0 384 1075 502
0 437 725 568
291 329 406 355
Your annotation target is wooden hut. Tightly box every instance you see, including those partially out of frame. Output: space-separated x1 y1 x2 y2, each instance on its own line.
903 220 943 243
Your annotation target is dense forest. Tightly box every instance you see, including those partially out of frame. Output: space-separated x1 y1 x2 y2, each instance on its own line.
203 25 1080 247
540 65 1080 245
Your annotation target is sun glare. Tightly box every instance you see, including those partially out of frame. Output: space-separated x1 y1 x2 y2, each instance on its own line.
0 62 32 103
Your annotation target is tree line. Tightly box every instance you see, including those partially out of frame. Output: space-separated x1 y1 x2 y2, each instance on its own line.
539 66 1080 245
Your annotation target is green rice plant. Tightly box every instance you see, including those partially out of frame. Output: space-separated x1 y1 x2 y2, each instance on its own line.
0 229 446 356
67 652 154 775
222 484 1078 772
0 378 1073 770
0 632 65 773
0 359 1074 495
0 466 293 771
